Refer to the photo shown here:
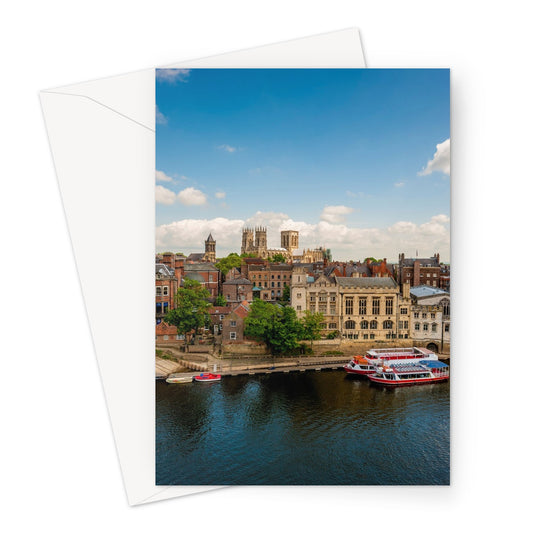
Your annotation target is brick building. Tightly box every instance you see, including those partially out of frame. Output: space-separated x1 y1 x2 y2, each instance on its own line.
221 302 250 343
183 263 221 300
396 253 443 288
248 263 293 301
155 264 180 324
222 278 253 304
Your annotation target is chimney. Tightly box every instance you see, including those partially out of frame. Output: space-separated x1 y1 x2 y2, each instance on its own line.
403 281 411 299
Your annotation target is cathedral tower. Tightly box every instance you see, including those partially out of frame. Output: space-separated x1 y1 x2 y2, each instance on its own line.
281 230 299 253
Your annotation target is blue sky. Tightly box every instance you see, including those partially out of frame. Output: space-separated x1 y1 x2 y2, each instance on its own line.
156 69 450 261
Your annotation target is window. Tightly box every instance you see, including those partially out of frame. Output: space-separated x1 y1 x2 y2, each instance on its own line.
386 297 393 315
345 297 354 315
209 275 213 282
431 313 436 319
432 323 437 332
383 320 393 330
271 282 275 288
359 297 367 315
400 307 407 315
156 287 162 296
415 323 420 331
422 313 427 319
330 295 336 302
445 324 450 332
278 282 281 287
297 305 302 311
230 320 237 327
229 332 237 340
297 293 302 299
414 312 419 318
345 320 355 330
370 320 378 330
406 272 411 277
433 273 437 277
442 299 450 317
163 286 169 296
360 320 369 330
372 298 380 315
328 323 337 329
423 324 429 331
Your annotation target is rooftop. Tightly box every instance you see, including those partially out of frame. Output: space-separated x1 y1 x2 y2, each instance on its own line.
410 285 449 298
336 277 397 289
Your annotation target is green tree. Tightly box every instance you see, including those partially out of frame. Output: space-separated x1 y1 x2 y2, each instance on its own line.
300 310 324 341
281 284 291 303
215 253 242 276
268 253 286 263
165 279 212 346
244 300 303 354
214 294 228 307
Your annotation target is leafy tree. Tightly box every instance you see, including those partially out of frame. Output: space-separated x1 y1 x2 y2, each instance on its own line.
244 300 303 354
281 284 291 303
240 252 258 258
165 279 212 345
215 253 242 276
214 294 228 307
300 311 324 341
268 253 286 263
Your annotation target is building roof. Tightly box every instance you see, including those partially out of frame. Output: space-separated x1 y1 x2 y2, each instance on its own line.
401 257 440 267
155 264 174 277
186 253 206 262
184 263 219 272
336 277 397 289
410 285 449 298
223 278 252 285
208 306 232 315
232 303 250 319
206 233 215 242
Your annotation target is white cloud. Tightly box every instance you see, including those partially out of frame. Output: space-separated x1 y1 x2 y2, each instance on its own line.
155 185 177 205
217 144 237 153
320 205 354 224
215 191 226 199
346 190 371 199
155 170 173 182
156 69 190 83
394 181 405 188
156 210 450 261
176 187 207 206
155 105 167 125
419 138 450 176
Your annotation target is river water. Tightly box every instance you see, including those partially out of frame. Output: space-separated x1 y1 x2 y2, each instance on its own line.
156 370 449 485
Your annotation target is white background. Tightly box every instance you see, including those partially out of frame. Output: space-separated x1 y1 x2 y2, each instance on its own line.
1 1 531 531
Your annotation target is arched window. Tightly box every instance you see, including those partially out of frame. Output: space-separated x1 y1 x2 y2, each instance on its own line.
432 323 437 332
370 320 378 330
383 320 393 330
344 320 356 330
441 298 450 317
360 320 369 330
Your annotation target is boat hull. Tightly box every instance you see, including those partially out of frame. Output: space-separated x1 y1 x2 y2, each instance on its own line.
343 364 374 376
166 376 193 383
368 375 449 387
194 373 221 382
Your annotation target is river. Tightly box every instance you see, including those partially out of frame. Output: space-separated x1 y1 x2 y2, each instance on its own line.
156 370 449 485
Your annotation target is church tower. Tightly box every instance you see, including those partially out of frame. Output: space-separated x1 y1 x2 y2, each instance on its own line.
281 230 299 254
204 233 216 263
254 226 267 257
241 227 254 255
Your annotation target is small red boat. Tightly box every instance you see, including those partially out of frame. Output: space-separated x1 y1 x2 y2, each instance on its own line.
193 373 221 382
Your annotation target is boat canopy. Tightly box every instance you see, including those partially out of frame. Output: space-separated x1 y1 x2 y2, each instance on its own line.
422 360 449 369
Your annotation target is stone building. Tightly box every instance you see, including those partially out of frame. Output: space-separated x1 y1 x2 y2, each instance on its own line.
240 227 292 260
409 285 450 354
291 267 411 340
204 233 216 263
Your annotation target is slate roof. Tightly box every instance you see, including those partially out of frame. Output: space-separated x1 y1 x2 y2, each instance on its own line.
184 263 219 272
223 278 252 285
335 277 397 289
155 264 174 276
206 233 215 242
401 257 439 267
186 253 206 262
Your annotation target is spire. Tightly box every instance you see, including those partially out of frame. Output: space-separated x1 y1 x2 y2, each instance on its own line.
206 233 215 242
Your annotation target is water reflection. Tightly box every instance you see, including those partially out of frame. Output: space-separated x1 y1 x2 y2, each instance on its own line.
156 370 449 485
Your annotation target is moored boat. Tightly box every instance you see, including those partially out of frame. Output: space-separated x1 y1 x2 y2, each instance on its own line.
193 373 221 382
166 375 193 384
367 360 449 387
344 347 438 377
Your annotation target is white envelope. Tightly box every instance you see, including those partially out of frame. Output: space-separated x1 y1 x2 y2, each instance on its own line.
40 28 366 506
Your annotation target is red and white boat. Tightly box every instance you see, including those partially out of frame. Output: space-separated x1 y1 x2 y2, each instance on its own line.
344 347 438 376
193 373 221 382
367 360 449 387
